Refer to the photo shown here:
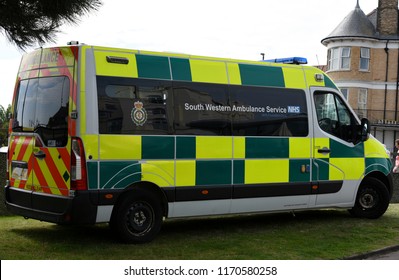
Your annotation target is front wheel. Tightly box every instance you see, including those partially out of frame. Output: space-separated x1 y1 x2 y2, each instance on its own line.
112 190 163 243
349 177 390 219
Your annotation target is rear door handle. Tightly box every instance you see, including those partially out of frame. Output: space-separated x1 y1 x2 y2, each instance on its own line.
318 147 331 154
34 150 46 159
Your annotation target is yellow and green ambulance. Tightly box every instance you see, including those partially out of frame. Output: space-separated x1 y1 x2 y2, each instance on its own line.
5 43 393 243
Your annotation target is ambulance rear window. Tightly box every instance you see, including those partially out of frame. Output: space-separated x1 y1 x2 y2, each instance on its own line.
12 76 70 147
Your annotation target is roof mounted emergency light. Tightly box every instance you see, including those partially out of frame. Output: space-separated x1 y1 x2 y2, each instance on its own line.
67 41 79 45
263 57 308 65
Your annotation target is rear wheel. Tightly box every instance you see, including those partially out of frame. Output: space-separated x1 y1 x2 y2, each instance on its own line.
349 177 390 219
112 189 163 243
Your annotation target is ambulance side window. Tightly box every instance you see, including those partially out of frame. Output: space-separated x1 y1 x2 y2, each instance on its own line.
314 91 356 142
173 82 231 136
97 77 173 135
231 86 308 137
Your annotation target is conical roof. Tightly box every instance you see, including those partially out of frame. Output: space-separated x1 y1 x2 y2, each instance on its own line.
322 2 377 45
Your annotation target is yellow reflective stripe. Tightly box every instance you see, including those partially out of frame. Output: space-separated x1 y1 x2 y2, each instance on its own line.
80 46 87 134
364 138 389 158
82 135 99 160
60 48 76 67
227 62 242 85
12 137 24 160
48 148 68 177
139 50 168 56
94 50 138 78
141 161 174 187
35 157 61 195
190 59 228 84
196 136 232 159
19 137 34 162
245 159 289 184
100 135 141 160
233 137 246 159
330 158 365 180
304 68 325 87
282 67 306 89
176 160 196 187
289 138 311 158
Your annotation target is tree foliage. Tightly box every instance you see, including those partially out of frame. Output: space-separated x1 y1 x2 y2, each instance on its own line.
0 0 102 50
0 104 11 146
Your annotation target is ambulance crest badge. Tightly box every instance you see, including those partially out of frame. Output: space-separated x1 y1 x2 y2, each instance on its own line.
131 101 147 126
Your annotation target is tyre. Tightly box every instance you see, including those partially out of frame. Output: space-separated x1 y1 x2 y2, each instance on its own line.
349 177 390 219
112 189 163 243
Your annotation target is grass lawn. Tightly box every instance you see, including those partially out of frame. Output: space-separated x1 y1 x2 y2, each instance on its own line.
1 204 398 260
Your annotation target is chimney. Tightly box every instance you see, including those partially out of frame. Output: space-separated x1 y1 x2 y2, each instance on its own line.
377 0 399 35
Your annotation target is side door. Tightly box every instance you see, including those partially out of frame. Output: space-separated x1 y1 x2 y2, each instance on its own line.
230 85 312 213
312 89 365 206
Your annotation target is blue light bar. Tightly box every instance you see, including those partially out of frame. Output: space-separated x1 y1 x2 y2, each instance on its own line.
262 57 308 65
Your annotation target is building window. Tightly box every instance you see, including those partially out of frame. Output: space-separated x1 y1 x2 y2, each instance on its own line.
328 47 351 71
358 89 368 119
360 47 370 71
340 88 349 100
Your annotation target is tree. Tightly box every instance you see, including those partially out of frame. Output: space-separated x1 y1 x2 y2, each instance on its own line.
0 0 102 50
0 104 11 146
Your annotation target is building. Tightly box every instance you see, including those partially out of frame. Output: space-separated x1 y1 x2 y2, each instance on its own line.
321 0 399 152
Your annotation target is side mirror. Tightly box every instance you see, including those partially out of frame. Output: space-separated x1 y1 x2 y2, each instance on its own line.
360 118 370 142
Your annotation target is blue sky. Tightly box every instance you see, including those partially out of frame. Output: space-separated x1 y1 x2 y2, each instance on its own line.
0 0 378 108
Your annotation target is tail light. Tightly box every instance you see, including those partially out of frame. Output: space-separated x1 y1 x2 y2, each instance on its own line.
71 137 87 191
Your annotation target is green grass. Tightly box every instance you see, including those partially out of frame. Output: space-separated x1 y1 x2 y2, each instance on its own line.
1 204 399 260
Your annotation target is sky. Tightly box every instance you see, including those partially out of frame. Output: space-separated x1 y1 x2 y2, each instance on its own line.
0 0 379 108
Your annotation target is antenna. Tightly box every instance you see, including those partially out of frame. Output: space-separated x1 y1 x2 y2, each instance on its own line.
260 53 265 60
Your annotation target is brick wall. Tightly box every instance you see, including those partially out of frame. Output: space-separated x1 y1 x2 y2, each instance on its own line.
327 46 399 121
377 0 399 35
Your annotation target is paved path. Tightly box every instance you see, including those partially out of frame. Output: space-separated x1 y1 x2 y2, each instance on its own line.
346 245 399 260
365 250 399 260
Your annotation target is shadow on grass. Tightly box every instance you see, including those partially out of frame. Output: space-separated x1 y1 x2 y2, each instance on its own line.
10 209 352 245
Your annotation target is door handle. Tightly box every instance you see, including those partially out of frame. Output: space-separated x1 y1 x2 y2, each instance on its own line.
317 147 331 154
34 150 46 159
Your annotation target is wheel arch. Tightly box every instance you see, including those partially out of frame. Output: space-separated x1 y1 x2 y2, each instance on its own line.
111 181 169 221
363 171 393 201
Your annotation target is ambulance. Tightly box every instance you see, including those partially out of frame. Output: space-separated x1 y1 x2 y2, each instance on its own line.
5 42 393 243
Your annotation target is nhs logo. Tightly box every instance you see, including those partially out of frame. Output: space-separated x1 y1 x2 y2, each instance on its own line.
287 106 300 113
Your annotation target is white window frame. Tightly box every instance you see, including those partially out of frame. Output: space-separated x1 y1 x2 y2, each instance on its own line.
358 88 368 119
328 47 351 71
360 47 370 71
328 48 339 71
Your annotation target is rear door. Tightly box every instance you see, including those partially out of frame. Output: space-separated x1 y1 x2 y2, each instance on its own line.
9 47 77 211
